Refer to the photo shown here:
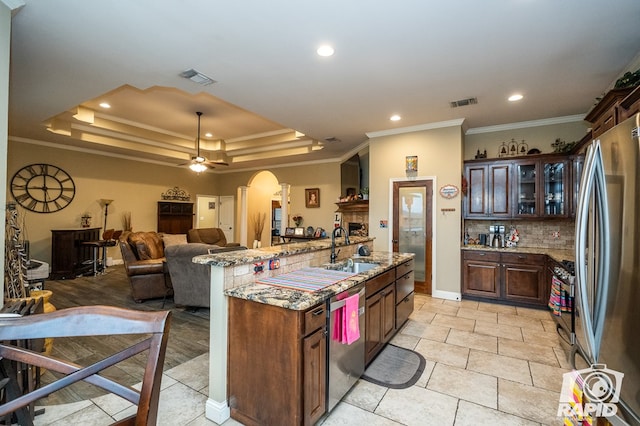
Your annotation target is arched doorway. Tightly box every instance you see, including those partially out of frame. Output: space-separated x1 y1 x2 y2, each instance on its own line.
246 171 282 247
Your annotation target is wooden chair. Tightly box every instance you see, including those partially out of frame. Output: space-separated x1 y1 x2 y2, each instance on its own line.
0 305 171 425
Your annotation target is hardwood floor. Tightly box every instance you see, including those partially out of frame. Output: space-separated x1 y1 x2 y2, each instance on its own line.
36 264 210 405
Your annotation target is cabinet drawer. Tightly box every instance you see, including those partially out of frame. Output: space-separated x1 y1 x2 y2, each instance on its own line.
463 250 500 262
396 259 414 279
304 303 327 336
366 269 395 297
501 252 545 265
396 271 414 303
395 292 414 329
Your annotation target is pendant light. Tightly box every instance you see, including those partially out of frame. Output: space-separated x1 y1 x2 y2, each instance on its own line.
189 111 207 172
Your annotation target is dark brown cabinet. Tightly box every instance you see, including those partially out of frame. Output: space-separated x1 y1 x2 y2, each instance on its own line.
585 87 636 138
619 86 640 122
464 155 572 219
462 250 547 308
501 253 546 306
50 227 101 279
228 298 327 426
364 260 415 365
365 269 396 365
464 162 511 218
513 156 570 218
157 202 193 234
462 251 501 298
395 259 415 329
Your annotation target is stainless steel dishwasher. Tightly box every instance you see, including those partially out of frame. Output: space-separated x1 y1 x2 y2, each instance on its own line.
327 282 366 412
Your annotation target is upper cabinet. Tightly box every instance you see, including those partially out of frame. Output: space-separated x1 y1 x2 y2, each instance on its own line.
464 162 511 219
464 155 573 220
584 87 636 138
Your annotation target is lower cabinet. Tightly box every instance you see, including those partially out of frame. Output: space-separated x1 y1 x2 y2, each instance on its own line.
228 298 327 426
365 282 396 364
395 259 415 328
365 259 415 365
462 250 547 307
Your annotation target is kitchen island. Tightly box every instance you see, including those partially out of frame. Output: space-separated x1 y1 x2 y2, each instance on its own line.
192 236 414 424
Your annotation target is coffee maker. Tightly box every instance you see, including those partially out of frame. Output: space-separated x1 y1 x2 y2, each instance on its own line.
489 225 505 248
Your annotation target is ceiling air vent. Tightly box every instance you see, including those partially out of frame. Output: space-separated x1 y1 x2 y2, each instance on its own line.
180 69 216 86
324 136 341 143
450 97 478 108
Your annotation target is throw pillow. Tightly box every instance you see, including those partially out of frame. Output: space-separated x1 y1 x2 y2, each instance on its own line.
163 233 188 247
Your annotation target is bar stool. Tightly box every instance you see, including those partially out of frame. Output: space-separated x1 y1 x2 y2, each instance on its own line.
82 229 116 275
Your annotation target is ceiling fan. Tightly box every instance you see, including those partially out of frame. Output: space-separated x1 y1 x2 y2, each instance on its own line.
186 111 229 172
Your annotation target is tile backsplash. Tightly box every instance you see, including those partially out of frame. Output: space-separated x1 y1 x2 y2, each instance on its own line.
464 220 575 249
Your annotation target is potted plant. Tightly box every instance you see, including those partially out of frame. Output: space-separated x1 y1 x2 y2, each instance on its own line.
360 187 369 200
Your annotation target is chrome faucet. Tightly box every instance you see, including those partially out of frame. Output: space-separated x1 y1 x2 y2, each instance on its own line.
330 226 350 263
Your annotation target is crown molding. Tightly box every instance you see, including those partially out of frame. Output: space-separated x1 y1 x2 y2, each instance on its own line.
465 114 585 135
1 0 25 14
366 118 466 139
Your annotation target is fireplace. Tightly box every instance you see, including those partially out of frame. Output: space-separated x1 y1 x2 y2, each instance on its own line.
348 222 368 236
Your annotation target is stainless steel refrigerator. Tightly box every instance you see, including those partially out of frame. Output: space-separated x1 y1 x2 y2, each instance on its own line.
574 113 640 425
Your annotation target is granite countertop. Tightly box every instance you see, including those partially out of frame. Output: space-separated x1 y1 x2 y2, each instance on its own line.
462 244 574 262
224 251 414 311
193 235 373 267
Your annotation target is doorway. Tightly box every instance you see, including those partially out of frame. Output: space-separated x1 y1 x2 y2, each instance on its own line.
392 180 433 294
195 195 236 243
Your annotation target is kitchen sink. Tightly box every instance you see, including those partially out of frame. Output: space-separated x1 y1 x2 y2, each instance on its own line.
342 261 380 274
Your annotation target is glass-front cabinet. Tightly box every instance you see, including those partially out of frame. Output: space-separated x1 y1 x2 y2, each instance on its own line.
542 160 567 216
513 156 569 218
515 161 538 216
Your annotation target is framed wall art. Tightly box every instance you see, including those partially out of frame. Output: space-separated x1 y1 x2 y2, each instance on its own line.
305 188 320 208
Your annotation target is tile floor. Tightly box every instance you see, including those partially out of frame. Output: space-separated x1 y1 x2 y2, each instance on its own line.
33 294 571 425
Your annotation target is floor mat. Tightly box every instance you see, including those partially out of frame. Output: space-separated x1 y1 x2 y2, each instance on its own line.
361 344 426 389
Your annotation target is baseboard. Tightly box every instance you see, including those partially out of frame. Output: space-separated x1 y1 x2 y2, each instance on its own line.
431 289 462 301
206 398 230 424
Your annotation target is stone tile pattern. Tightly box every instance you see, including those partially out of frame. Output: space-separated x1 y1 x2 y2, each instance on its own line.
334 294 571 426
34 293 571 426
465 219 575 249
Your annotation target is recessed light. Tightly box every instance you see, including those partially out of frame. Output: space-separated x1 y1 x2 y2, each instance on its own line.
390 115 401 121
99 102 111 109
508 94 524 102
317 45 335 57
205 132 213 138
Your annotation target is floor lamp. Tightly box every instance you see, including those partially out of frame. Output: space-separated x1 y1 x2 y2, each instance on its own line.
101 199 113 232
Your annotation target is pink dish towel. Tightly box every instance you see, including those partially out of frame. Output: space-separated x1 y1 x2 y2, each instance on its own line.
332 307 342 341
342 293 360 345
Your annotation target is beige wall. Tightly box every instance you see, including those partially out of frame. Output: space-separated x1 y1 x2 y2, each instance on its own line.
369 124 463 298
7 142 218 263
247 171 279 247
464 119 589 161
7 138 344 265
217 162 342 241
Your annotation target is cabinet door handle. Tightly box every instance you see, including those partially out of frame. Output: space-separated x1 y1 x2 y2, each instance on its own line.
311 308 324 316
478 252 486 256
518 255 526 259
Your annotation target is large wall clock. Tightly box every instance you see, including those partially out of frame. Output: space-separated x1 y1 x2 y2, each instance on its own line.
10 164 76 213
